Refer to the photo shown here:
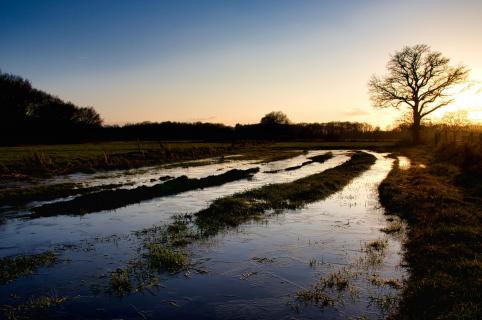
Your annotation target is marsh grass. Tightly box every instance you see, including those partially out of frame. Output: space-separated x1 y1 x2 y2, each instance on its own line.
107 218 194 295
379 147 482 319
368 294 399 315
296 267 358 308
2 292 66 320
0 142 233 179
146 244 188 271
0 251 57 284
296 235 402 314
109 152 377 298
0 182 124 208
296 285 335 307
364 239 388 253
322 269 352 291
195 152 376 235
358 239 388 268
0 141 392 182
110 268 132 296
32 167 259 216
369 274 402 289
380 219 403 234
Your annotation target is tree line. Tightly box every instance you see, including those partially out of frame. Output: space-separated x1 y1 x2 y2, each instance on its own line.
1 71 391 145
1 70 103 144
103 119 386 143
3 46 476 146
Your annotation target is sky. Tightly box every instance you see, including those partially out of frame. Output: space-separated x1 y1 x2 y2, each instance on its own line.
1 0 482 128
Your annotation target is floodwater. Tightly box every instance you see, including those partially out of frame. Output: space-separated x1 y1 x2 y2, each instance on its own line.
0 151 406 319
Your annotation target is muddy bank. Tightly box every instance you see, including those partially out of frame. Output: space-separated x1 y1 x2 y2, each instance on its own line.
32 167 260 216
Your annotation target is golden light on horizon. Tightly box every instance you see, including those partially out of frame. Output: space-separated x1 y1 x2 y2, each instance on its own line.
432 82 482 123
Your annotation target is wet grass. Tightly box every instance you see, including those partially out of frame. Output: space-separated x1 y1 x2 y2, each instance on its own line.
364 239 388 253
296 286 335 307
195 152 376 235
2 292 67 320
0 142 233 180
380 222 403 235
146 244 188 271
110 268 132 296
0 251 57 284
31 167 259 216
296 267 359 308
0 141 394 182
295 235 402 315
0 182 124 208
106 218 195 296
369 274 402 289
379 148 482 319
115 153 375 296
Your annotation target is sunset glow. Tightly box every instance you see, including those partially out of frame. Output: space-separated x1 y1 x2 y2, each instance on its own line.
1 0 482 127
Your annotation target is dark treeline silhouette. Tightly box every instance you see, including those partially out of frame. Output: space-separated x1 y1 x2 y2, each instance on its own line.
102 120 386 143
1 71 395 145
1 70 103 145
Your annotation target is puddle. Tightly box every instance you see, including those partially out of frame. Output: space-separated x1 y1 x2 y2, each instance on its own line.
0 151 347 255
0 151 405 319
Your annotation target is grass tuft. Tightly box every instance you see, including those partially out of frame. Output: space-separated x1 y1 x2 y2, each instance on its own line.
110 268 133 296
0 251 57 284
2 292 66 320
146 244 188 271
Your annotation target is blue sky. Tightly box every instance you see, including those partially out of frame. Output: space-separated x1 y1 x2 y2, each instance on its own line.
1 0 482 126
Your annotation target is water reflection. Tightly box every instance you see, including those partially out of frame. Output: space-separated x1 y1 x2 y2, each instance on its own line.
0 151 405 319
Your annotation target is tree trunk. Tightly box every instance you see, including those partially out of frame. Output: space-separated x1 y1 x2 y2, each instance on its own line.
412 111 421 144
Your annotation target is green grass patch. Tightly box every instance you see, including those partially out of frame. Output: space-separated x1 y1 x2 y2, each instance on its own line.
146 244 188 271
0 251 57 284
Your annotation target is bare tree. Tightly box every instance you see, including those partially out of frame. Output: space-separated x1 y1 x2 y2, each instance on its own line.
368 44 469 143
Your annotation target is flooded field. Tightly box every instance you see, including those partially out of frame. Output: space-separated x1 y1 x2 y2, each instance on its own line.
0 150 406 319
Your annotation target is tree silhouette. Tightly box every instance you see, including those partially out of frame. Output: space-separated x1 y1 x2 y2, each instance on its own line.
260 111 290 125
368 44 469 143
0 70 103 144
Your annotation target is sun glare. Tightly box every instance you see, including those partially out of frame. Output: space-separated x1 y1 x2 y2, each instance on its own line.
433 83 482 123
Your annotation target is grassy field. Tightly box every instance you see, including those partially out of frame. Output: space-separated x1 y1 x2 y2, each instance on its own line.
379 145 482 319
0 140 396 181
